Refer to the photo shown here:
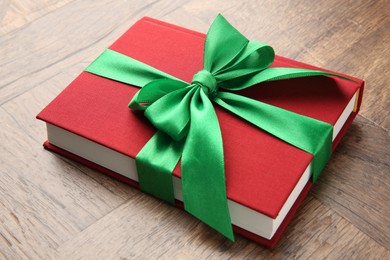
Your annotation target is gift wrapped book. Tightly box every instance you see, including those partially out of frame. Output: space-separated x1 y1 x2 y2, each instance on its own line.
37 15 364 247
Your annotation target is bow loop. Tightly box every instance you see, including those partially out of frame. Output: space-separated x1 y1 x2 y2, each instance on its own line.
129 78 189 110
144 86 196 141
204 14 249 73
203 14 275 92
215 41 275 89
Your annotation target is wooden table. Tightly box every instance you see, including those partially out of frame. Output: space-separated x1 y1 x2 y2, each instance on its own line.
1 0 389 258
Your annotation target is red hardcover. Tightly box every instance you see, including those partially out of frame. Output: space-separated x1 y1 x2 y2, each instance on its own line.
37 17 364 247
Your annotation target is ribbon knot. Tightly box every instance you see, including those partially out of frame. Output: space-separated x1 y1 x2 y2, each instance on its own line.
192 70 217 96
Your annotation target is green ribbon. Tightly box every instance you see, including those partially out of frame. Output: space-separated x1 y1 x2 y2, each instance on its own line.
86 14 348 240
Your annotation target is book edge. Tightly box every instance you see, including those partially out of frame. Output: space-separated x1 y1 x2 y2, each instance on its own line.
42 140 313 248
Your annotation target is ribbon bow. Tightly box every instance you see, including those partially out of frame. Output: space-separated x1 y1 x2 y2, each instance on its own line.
86 14 347 240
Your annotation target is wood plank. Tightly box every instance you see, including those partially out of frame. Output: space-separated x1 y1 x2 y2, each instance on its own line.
0 103 136 258
0 0 206 106
55 194 389 259
312 115 390 249
0 0 75 36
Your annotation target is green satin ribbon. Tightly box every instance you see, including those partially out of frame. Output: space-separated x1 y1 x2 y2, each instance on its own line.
86 14 348 240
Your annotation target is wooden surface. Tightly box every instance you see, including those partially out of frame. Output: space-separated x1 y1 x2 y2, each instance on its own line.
1 0 389 258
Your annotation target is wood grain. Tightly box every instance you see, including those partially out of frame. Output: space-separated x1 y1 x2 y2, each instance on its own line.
0 0 389 258
55 195 389 259
313 116 390 249
0 0 75 36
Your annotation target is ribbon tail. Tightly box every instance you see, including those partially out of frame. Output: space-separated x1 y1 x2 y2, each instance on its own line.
182 89 234 240
86 49 183 87
221 67 352 91
136 130 184 204
214 92 333 182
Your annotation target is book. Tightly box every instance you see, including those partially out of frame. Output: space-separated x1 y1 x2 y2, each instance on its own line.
37 16 364 247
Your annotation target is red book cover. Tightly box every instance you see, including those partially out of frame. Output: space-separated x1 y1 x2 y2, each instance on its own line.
37 17 364 247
